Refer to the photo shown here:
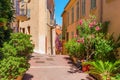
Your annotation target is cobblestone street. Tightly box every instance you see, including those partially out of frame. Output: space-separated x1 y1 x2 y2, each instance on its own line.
23 53 91 80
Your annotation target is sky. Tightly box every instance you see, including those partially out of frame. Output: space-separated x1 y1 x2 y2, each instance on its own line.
54 0 69 26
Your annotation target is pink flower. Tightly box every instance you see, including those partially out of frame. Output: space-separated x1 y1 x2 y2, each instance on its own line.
95 26 100 31
93 21 96 25
77 39 81 43
89 22 94 28
81 38 84 43
79 19 83 25
77 38 84 43
74 34 77 38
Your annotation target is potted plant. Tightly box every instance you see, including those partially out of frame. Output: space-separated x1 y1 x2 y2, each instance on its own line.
111 74 120 80
84 60 120 80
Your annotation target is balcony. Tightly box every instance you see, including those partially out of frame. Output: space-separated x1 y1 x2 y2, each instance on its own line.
16 9 30 21
18 0 31 3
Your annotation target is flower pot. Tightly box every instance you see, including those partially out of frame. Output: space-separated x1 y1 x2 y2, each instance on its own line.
82 65 87 72
106 78 111 80
15 75 23 80
0 22 4 27
82 64 90 72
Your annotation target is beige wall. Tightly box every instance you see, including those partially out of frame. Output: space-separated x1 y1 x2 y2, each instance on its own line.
19 0 40 53
19 0 55 54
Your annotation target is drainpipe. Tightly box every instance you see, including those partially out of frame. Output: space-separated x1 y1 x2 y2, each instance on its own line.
47 23 55 55
50 27 53 55
17 20 20 32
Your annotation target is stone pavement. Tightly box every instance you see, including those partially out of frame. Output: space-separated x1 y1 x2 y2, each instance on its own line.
23 53 94 80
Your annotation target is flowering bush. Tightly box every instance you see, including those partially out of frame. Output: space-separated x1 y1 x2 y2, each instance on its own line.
65 15 120 79
77 16 101 38
66 16 114 61
76 16 104 60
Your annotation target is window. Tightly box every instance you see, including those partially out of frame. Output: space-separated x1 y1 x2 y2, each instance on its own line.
76 2 79 20
91 0 96 9
82 0 86 16
66 32 69 41
21 9 25 15
27 9 30 18
21 0 24 3
72 7 74 23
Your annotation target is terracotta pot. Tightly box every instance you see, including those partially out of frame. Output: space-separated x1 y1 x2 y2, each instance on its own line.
82 65 87 72
15 75 23 80
0 22 4 26
82 64 90 72
106 78 111 80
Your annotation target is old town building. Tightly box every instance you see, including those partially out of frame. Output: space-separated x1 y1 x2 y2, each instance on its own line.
12 0 55 55
62 0 120 41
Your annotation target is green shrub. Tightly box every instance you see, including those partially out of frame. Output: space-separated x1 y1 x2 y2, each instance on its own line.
0 43 17 58
66 15 116 61
9 33 34 57
65 39 85 58
0 18 7 23
94 34 113 61
0 56 29 80
0 33 34 80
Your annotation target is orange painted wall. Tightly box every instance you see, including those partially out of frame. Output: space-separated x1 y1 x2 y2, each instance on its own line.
62 0 102 40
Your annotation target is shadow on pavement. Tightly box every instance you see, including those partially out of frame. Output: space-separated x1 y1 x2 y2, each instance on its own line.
63 56 82 73
64 56 96 80
23 73 33 80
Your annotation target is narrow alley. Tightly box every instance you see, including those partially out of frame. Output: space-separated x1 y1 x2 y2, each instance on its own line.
23 53 91 80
